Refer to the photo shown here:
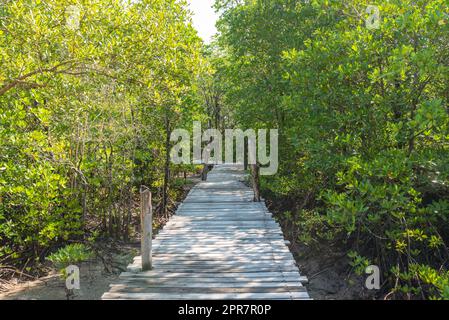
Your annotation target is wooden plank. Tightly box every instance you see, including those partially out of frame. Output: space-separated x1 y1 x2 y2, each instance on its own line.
177 206 266 209
118 277 308 286
102 292 310 300
152 237 285 241
160 227 281 231
150 245 291 251
157 230 282 234
155 233 283 237
126 265 299 273
108 286 306 294
128 259 298 267
154 234 284 239
162 222 279 226
118 276 306 284
176 212 270 216
137 254 294 260
173 216 270 220
164 222 278 227
113 281 303 288
135 259 295 265
170 216 272 221
127 265 299 272
120 271 303 278
150 246 290 251
152 245 289 249
178 204 263 209
150 249 292 255
147 251 293 257
151 239 288 245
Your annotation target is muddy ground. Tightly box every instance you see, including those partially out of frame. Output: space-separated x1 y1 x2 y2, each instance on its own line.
290 242 376 300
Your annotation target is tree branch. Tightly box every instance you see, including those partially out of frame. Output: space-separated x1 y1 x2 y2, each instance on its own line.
0 60 78 96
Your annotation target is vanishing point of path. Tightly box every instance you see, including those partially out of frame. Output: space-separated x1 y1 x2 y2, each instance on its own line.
102 164 310 300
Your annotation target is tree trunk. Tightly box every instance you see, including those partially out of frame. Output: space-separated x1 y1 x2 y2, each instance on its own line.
162 111 170 217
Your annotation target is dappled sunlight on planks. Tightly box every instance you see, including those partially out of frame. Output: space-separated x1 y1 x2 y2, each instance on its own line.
102 164 310 300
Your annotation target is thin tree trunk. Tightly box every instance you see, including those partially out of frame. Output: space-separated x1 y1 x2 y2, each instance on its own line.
162 111 170 217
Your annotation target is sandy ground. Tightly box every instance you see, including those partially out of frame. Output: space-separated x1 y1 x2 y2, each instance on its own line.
0 246 137 300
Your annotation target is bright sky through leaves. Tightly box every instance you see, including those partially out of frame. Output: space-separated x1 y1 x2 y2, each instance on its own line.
187 0 218 43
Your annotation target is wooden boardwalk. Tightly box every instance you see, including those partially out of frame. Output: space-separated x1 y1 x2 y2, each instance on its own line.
102 164 310 300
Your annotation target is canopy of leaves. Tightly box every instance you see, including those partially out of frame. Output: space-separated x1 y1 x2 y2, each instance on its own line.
215 0 449 299
0 0 205 267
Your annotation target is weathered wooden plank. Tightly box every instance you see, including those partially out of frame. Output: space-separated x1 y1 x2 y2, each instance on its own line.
102 292 310 300
131 264 297 271
150 249 292 255
108 286 306 294
137 254 294 261
126 265 299 273
157 230 283 234
151 245 289 249
151 242 288 247
175 213 271 217
118 277 309 286
129 258 297 266
120 270 303 277
151 239 287 244
164 222 278 227
160 227 281 231
153 239 287 244
150 245 289 251
118 276 306 283
156 233 284 238
141 253 294 259
177 206 267 210
150 246 291 253
170 216 272 221
151 241 287 246
152 236 285 241
178 204 264 209
113 281 303 288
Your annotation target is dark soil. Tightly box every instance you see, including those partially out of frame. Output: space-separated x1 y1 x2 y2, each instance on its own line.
289 241 376 300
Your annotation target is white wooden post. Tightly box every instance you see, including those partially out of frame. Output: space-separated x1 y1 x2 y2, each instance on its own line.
140 187 152 271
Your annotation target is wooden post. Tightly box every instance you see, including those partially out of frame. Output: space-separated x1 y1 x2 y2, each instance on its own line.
140 186 152 271
252 163 261 202
244 139 248 171
201 163 209 181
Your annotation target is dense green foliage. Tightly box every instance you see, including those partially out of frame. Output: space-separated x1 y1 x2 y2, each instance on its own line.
215 0 449 299
2 0 449 300
46 243 92 271
0 0 204 268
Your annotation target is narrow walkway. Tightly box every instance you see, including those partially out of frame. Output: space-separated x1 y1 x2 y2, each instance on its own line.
102 164 310 300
